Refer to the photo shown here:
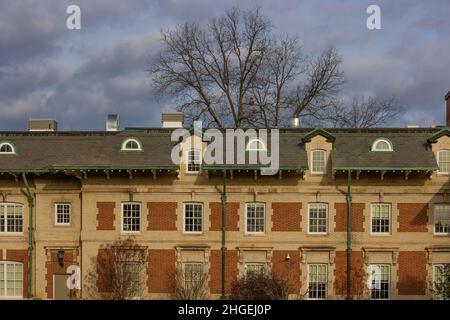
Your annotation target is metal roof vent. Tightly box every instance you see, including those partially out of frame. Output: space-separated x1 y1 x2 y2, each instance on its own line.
162 112 184 128
106 114 119 132
290 117 300 128
28 119 57 132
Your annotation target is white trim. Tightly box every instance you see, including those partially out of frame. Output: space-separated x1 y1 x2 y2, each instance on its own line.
185 149 201 174
310 149 326 174
307 203 328 235
120 202 141 234
370 203 392 235
246 138 267 151
244 202 266 234
433 203 450 235
0 142 15 154
307 263 328 300
0 203 24 235
54 203 71 226
0 261 23 298
121 138 143 151
182 202 204 234
437 149 450 175
371 138 393 152
368 264 391 300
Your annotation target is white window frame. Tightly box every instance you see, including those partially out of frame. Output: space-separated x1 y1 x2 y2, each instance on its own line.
0 142 15 154
307 203 328 235
311 149 326 174
245 203 266 234
371 138 393 152
244 262 267 277
183 203 203 234
0 203 23 235
437 150 450 175
121 138 142 151
246 138 266 151
54 203 71 226
434 204 450 235
0 261 23 298
182 262 204 288
368 264 391 300
186 149 201 173
307 264 328 300
370 203 391 235
121 202 141 233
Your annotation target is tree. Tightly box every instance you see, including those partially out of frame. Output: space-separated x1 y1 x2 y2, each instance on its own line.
150 7 398 128
229 271 291 300
171 265 209 300
84 237 147 300
431 264 450 300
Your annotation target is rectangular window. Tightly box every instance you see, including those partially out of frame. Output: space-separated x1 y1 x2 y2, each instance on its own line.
122 262 141 298
183 262 204 289
186 149 201 173
121 203 141 232
308 264 327 299
433 264 448 300
55 203 71 225
311 149 326 174
434 204 450 235
246 203 265 233
308 203 328 234
369 264 390 300
245 263 267 277
184 203 203 233
0 203 23 234
0 262 23 298
371 203 391 234
438 150 450 174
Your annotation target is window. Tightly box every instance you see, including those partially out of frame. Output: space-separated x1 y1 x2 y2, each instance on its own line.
246 139 266 151
121 203 141 232
183 203 203 233
0 203 23 234
186 149 201 173
308 203 328 234
433 264 449 300
55 203 71 226
368 264 390 300
438 150 450 174
434 204 450 235
308 264 327 299
121 138 142 151
0 262 23 298
371 203 391 234
245 203 265 233
245 263 267 277
0 143 14 154
311 149 326 174
121 262 141 298
183 262 204 289
371 138 393 152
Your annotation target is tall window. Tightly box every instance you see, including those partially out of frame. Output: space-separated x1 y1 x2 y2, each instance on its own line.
183 262 203 289
0 262 23 298
434 204 450 235
184 203 203 233
55 203 71 226
308 264 327 299
371 203 391 234
121 203 141 232
311 149 326 174
433 265 448 300
308 203 328 234
245 203 265 233
121 262 141 298
368 264 390 300
245 263 266 277
0 203 23 234
186 149 201 173
438 150 450 174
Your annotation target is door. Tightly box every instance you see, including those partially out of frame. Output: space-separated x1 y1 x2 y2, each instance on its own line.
53 274 71 300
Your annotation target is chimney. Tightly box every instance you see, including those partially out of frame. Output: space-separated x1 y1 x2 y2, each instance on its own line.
28 119 57 132
161 112 184 128
446 91 450 127
289 117 300 128
106 114 119 132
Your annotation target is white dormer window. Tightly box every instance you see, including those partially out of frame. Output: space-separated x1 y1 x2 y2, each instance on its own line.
186 149 201 173
371 138 393 152
311 149 326 174
246 138 266 151
0 142 15 154
437 150 450 174
121 138 142 151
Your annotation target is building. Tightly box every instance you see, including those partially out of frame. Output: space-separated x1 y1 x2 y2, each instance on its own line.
1 95 450 300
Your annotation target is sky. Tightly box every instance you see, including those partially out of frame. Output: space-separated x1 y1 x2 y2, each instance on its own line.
0 0 449 131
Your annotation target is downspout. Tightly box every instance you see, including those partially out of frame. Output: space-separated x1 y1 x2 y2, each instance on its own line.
346 170 352 300
22 173 34 299
220 170 227 299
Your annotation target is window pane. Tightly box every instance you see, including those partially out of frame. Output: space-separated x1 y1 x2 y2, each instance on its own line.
187 150 201 172
312 150 326 173
56 204 71 225
184 263 203 288
309 204 328 233
371 204 390 233
0 204 23 233
122 203 141 232
434 204 450 234
369 264 390 300
308 264 327 299
439 150 450 173
246 203 265 233
0 263 22 297
184 203 203 232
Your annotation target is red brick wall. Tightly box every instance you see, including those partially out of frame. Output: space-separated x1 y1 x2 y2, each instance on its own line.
45 251 77 299
147 250 176 293
209 202 240 231
397 203 428 232
271 203 302 232
334 250 365 297
147 202 177 230
209 249 238 294
96 202 115 230
271 250 300 293
334 203 365 232
397 251 427 295
1 250 29 298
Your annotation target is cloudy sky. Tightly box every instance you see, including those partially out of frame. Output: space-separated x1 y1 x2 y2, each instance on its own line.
0 0 449 130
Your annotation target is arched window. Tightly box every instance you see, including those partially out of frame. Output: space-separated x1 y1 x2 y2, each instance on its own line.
438 150 450 174
246 139 266 151
121 138 142 151
0 261 23 298
311 149 326 174
0 142 15 154
371 138 393 152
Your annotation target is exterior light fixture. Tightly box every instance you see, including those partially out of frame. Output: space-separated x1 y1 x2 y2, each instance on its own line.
57 249 65 267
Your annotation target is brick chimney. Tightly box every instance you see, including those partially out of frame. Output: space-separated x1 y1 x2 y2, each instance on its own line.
446 91 450 127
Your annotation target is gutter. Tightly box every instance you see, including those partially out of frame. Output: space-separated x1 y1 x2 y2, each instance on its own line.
21 173 34 299
346 170 352 300
220 170 227 299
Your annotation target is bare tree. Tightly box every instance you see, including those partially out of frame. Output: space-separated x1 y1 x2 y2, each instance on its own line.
430 264 450 300
84 237 147 300
171 265 209 300
230 271 291 300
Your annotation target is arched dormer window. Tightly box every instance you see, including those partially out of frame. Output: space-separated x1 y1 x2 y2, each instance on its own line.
0 142 15 154
121 138 142 151
371 138 393 152
437 150 450 174
246 138 266 151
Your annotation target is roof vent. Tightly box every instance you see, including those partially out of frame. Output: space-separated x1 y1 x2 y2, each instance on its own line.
162 112 184 128
406 125 419 128
28 119 57 132
106 114 119 132
290 117 300 128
